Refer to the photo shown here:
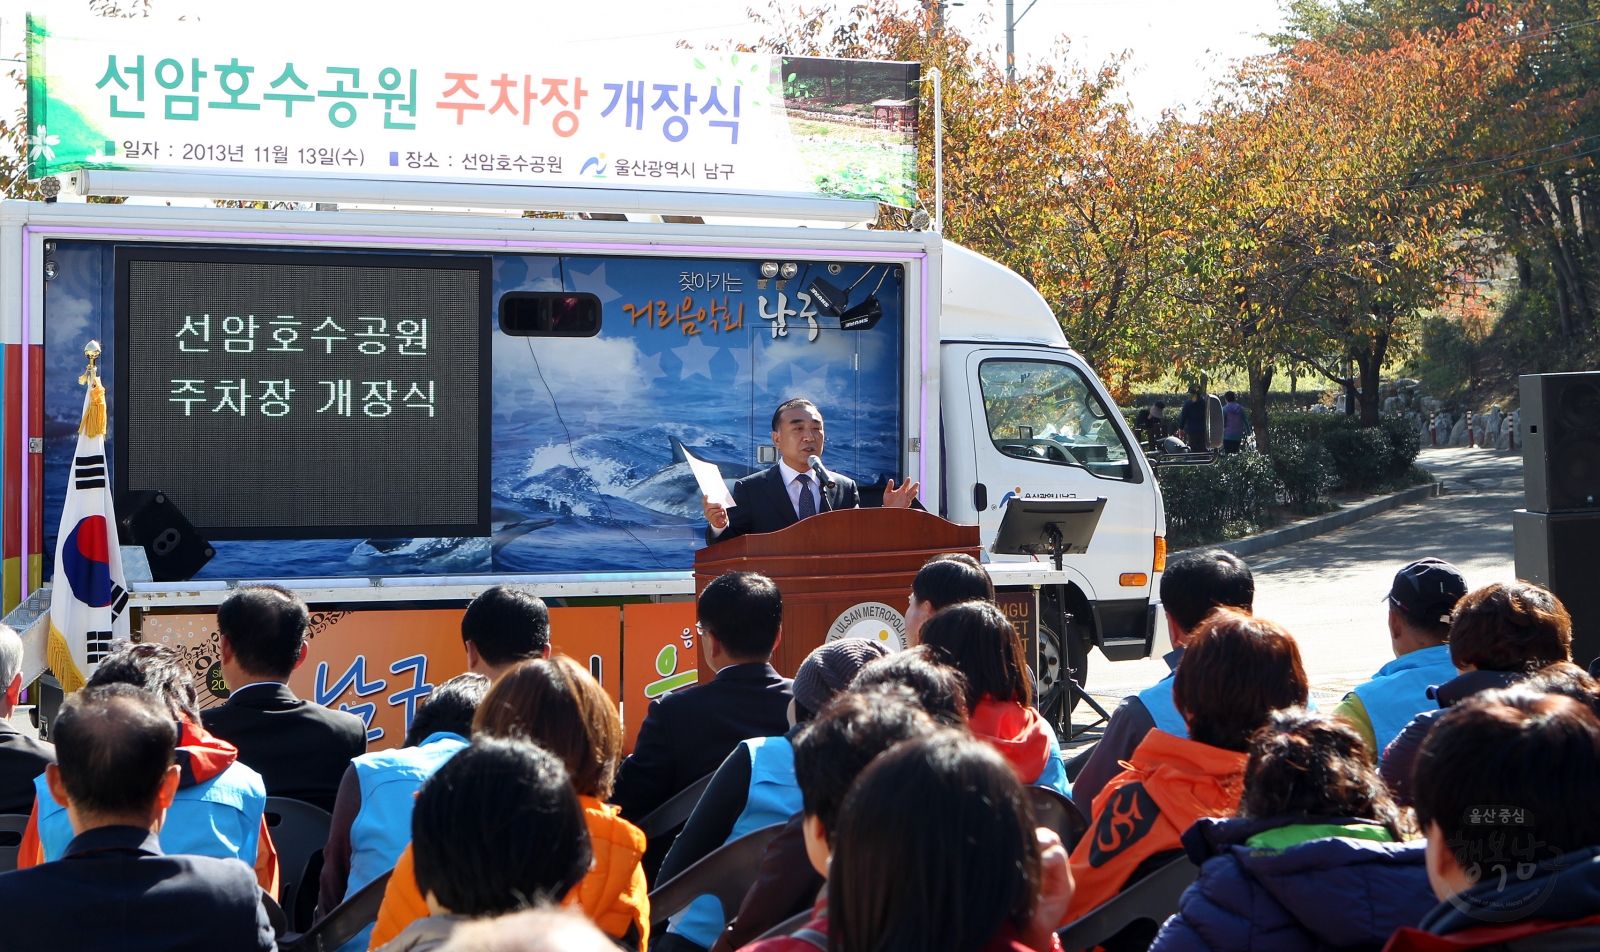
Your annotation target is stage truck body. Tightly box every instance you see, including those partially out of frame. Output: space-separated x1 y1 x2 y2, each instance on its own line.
0 198 1164 746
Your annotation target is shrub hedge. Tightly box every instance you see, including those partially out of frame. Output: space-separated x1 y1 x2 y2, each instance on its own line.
1152 411 1426 548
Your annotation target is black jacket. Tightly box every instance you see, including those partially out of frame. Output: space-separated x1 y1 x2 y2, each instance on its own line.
0 715 54 815
201 682 367 812
1379 669 1527 806
0 824 275 951
706 464 859 545
612 662 793 824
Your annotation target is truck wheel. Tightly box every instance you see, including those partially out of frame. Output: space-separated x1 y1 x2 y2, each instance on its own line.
1035 621 1064 714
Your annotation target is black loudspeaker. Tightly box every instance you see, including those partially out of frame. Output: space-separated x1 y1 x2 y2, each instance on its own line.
1520 372 1600 512
1513 509 1600 670
115 490 215 582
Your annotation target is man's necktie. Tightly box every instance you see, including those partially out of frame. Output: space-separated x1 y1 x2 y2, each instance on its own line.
795 472 817 519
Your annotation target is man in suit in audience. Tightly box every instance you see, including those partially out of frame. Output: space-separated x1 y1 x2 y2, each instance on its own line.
0 683 275 951
0 625 53 815
202 584 366 812
460 584 553 683
702 398 919 544
612 572 794 878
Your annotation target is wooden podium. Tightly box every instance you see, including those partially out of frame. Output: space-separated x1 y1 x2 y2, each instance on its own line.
694 508 981 676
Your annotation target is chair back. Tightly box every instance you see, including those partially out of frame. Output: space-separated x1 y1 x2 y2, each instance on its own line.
0 813 28 873
1027 785 1089 852
264 797 334 932
647 821 785 931
752 908 816 944
279 868 393 952
638 771 715 841
1056 856 1197 952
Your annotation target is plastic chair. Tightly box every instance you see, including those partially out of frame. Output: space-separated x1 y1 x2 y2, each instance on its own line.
638 772 715 841
0 813 28 873
264 797 334 933
1055 855 1197 952
279 868 393 952
1027 785 1090 853
647 821 786 932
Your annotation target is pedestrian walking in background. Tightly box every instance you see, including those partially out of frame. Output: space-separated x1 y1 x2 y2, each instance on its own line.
1179 387 1208 450
1221 392 1245 454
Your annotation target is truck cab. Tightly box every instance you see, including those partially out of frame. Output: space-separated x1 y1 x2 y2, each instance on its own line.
938 243 1165 695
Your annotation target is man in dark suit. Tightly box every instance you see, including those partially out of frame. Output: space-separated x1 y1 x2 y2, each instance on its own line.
702 398 919 544
612 572 793 877
0 683 275 951
202 585 366 812
0 625 53 815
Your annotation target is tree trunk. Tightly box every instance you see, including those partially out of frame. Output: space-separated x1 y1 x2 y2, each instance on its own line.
1517 254 1533 290
1248 359 1274 457
1354 348 1384 426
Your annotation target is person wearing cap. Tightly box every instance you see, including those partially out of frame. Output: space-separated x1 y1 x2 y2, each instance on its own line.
651 638 892 952
1331 558 1467 759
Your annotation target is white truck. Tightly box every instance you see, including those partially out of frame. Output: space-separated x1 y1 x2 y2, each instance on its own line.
4 170 1165 739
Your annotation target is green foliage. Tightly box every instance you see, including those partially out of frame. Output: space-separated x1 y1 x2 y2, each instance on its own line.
1320 427 1391 491
1157 450 1282 546
1272 411 1421 491
1268 432 1338 507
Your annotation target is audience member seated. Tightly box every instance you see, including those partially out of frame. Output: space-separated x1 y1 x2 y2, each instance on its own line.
18 642 276 890
1150 710 1433 952
202 584 367 811
921 601 1069 796
376 737 593 952
0 624 52 814
658 639 891 952
738 689 936 952
827 730 1074 952
612 572 793 873
1521 660 1600 716
373 657 648 949
461 585 553 682
1380 582 1571 803
437 907 618 952
319 673 488 947
1385 688 1600 950
1073 550 1255 810
1333 559 1465 759
714 654 972 952
1066 609 1308 925
0 684 275 951
904 553 996 647
848 645 971 727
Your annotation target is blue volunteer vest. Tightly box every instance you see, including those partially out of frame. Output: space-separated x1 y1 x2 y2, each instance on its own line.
1036 716 1072 798
1350 644 1457 756
34 759 266 864
1139 675 1189 739
670 735 805 948
338 731 470 952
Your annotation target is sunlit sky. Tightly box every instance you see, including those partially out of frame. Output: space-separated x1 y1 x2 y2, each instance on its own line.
0 0 1288 122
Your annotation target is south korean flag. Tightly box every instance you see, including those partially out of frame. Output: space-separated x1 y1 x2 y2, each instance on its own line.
46 360 129 692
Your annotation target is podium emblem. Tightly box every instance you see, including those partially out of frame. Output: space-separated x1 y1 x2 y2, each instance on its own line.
827 602 906 652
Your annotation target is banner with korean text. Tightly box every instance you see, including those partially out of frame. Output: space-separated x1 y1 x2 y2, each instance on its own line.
24 14 920 206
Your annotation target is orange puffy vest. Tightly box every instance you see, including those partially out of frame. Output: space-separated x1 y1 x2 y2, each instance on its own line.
1064 729 1247 923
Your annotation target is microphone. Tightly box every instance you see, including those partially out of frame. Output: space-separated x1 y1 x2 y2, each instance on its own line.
807 454 837 490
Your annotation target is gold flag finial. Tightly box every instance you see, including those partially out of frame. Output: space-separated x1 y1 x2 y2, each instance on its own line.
78 340 106 439
78 339 102 385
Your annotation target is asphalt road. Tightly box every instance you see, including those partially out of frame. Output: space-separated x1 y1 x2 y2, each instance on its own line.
1075 446 1525 724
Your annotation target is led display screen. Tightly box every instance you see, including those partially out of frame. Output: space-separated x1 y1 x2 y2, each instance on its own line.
114 246 491 540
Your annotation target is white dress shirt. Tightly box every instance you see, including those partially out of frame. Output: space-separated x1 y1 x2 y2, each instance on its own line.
777 459 823 518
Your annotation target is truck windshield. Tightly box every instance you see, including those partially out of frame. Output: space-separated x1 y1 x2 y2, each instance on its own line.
978 359 1134 480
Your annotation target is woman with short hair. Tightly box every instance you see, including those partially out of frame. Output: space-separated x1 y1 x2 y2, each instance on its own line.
1064 609 1308 929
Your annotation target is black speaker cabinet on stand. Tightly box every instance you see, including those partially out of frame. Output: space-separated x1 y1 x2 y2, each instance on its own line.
1516 372 1600 668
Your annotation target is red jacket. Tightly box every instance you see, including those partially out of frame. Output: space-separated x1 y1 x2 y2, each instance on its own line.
1383 914 1600 950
